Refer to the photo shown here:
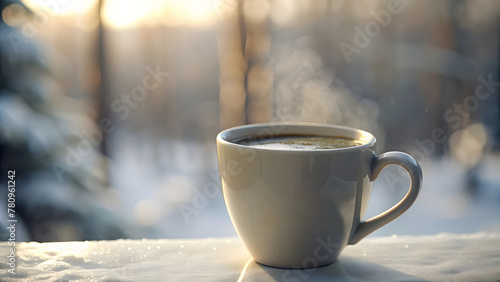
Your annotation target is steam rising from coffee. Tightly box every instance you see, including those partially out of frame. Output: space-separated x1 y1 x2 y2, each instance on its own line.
271 37 384 147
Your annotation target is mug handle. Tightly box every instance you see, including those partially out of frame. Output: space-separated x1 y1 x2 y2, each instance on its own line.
348 152 422 245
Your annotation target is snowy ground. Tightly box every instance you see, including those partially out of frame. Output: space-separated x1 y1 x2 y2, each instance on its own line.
109 132 500 239
2 232 499 281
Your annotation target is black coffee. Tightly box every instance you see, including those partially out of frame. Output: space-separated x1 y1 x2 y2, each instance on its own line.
235 134 365 150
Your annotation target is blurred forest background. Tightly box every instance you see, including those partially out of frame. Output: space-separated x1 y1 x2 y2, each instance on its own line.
0 0 499 242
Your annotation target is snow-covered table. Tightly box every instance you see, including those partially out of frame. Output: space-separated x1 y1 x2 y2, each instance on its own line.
2 232 499 281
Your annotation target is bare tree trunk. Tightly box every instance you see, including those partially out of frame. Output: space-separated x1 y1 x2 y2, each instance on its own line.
217 0 248 129
97 0 109 156
245 0 272 124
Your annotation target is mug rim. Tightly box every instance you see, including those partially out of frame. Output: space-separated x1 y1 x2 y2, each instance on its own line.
217 122 376 152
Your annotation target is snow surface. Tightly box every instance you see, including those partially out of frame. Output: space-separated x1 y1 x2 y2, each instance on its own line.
1 232 499 281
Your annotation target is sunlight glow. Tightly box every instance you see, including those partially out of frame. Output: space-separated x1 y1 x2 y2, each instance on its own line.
102 0 162 28
22 0 97 15
18 0 217 29
103 0 216 29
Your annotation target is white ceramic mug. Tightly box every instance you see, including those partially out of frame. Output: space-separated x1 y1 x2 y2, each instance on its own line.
216 123 422 268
